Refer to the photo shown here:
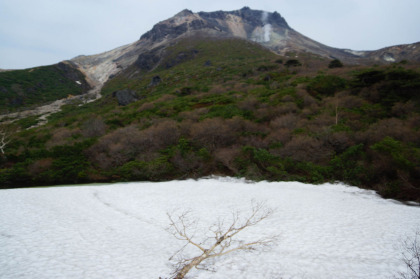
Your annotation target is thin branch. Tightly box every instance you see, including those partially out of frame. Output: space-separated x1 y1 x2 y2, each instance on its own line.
167 201 277 279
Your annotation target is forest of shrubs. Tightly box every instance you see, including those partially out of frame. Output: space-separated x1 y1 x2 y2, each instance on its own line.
0 38 419 202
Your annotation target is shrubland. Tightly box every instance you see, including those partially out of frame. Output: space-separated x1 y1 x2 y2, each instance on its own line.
1 37 419 202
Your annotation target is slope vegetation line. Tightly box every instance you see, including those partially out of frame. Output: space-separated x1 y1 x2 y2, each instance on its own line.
0 85 102 128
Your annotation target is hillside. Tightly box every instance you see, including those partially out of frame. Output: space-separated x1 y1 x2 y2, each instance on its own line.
1 37 419 202
0 62 91 113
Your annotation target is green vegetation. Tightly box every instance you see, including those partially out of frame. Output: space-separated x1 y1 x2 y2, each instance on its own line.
0 63 90 112
1 37 419 202
328 59 343 68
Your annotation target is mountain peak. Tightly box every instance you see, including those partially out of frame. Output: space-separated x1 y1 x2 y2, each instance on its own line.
140 7 290 44
174 9 193 18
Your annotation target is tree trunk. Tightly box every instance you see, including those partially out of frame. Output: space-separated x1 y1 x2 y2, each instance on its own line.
175 255 206 279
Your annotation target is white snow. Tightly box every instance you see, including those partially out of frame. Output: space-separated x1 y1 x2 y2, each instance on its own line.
383 54 396 62
75 80 82 85
0 177 419 279
344 49 366 56
263 24 272 42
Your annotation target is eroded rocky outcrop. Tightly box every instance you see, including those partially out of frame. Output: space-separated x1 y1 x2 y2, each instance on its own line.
112 89 140 106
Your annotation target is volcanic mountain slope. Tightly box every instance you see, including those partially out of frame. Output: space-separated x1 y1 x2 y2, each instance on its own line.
1 31 420 201
1 7 419 115
70 7 420 88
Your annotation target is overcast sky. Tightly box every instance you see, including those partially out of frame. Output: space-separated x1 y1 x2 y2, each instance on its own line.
1 0 420 69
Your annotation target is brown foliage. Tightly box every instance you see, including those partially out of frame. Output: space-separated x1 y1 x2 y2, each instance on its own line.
280 135 333 163
81 117 107 138
46 127 81 148
178 108 209 121
336 94 366 110
28 158 53 176
137 102 155 113
88 120 180 169
190 118 236 150
170 150 207 177
214 146 241 173
238 96 259 111
265 128 292 147
270 114 298 130
357 118 415 145
392 101 416 118
275 102 299 115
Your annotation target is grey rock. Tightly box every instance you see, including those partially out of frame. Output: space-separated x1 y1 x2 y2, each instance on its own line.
149 75 162 86
112 89 139 106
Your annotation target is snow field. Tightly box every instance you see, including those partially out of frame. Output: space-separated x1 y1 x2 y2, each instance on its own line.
0 177 419 278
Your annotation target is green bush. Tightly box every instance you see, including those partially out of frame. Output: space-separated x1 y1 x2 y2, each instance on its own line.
202 104 252 119
328 59 343 68
330 144 365 185
371 137 418 170
353 69 386 87
307 75 347 96
285 59 302 67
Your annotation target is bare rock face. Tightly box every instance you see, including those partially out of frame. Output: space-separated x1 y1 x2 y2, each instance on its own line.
135 50 162 71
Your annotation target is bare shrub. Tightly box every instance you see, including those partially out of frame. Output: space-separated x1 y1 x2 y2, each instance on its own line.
0 125 11 155
280 135 333 163
81 117 107 138
397 230 420 279
179 119 195 138
87 125 143 169
338 95 366 109
326 131 353 153
178 108 209 122
265 128 292 147
306 114 336 134
170 150 207 177
301 104 320 119
392 101 416 118
46 127 80 148
88 121 179 168
154 94 177 103
166 201 277 279
28 158 53 176
190 118 236 150
137 102 155 113
214 146 241 173
296 88 317 107
238 96 259 111
280 95 294 103
270 114 298 130
359 118 414 145
254 104 277 122
275 102 299 115
144 119 180 149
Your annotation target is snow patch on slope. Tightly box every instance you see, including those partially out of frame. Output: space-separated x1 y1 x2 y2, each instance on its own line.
1 178 419 278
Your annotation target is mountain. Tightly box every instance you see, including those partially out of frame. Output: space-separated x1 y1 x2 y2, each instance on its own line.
1 7 419 114
70 7 420 89
0 62 91 113
0 8 419 202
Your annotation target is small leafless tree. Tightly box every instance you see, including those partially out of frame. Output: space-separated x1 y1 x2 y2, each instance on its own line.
398 230 420 279
166 201 277 279
0 126 11 155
